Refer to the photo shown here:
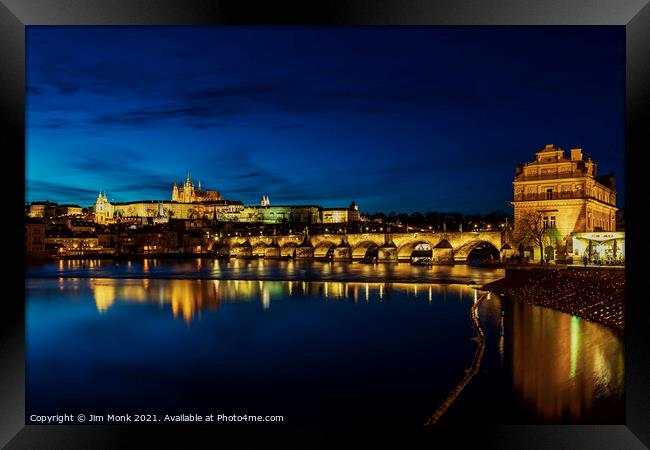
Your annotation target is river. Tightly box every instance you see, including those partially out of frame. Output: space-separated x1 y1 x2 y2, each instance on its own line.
25 259 624 424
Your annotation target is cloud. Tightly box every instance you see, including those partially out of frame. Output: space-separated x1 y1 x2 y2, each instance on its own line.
26 180 98 201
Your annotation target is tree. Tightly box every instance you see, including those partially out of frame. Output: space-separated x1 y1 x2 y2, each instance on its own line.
514 211 552 264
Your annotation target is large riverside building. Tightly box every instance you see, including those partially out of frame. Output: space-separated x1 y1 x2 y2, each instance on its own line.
93 174 360 225
513 144 620 262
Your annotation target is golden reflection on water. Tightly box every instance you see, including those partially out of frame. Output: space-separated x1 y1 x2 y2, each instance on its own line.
93 283 115 312
77 278 626 422
88 279 473 324
507 299 624 421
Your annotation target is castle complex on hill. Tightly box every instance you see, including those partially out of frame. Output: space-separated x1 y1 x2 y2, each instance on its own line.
93 173 360 226
25 144 624 264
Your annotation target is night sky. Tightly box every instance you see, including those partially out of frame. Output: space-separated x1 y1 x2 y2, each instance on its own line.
26 26 625 213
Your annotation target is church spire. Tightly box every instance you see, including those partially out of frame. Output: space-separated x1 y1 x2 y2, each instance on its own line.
198 180 202 191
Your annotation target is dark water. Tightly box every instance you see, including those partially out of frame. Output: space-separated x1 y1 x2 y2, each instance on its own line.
25 260 624 425
25 258 503 284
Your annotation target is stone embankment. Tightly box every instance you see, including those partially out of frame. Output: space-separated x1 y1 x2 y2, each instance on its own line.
482 267 624 331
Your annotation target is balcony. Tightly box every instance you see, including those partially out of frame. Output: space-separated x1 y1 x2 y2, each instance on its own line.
514 171 587 182
513 192 615 205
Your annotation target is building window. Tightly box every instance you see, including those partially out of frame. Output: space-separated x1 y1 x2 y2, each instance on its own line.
546 188 553 200
550 216 556 228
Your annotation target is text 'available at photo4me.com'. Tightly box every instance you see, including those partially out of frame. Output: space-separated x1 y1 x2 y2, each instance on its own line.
28 413 285 424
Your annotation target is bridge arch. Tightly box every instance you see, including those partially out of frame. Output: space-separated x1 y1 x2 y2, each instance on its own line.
351 240 379 260
397 240 436 262
314 240 337 258
252 242 268 257
280 242 298 258
455 240 500 262
231 240 252 258
211 242 231 257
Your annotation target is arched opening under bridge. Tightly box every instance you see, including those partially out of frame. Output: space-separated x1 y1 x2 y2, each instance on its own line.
466 241 500 265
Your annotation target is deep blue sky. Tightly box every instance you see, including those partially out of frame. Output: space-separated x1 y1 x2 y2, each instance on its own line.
26 26 625 213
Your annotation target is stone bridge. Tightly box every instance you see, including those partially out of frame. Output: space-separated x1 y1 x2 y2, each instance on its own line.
212 231 511 263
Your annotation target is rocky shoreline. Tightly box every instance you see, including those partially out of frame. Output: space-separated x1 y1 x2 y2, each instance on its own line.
482 267 624 331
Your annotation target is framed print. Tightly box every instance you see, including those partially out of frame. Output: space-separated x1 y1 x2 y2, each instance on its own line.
2 1 649 448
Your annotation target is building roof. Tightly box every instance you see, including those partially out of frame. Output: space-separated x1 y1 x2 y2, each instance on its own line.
30 201 58 206
111 199 242 206
245 205 320 209
25 217 46 224
538 144 562 153
434 239 453 249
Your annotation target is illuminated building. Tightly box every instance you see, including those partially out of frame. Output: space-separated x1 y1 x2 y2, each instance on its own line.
320 202 361 224
92 172 361 225
348 201 361 222
56 204 83 216
172 173 222 203
44 229 100 255
25 218 46 257
94 174 244 225
571 231 625 263
239 205 321 224
26 201 56 218
513 144 619 262
321 208 349 224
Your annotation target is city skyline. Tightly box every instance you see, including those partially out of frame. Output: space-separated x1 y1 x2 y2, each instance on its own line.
26 26 625 213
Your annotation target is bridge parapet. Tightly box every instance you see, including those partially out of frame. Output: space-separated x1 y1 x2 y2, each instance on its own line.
212 230 506 262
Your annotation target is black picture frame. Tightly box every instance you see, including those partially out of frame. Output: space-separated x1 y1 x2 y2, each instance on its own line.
2 1 649 448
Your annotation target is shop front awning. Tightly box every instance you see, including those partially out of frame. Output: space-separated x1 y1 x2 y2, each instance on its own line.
572 232 624 242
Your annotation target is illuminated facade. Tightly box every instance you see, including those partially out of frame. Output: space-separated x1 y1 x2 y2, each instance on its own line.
572 231 625 263
321 202 361 223
93 173 361 225
239 205 321 224
94 174 243 225
513 144 618 261
172 173 222 203
27 201 82 219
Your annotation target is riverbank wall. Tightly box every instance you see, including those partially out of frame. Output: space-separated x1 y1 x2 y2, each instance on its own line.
482 266 624 331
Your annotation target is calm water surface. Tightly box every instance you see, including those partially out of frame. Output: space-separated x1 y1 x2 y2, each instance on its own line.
25 260 624 424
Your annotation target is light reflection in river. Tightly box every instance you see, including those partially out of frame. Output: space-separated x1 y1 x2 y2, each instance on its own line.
505 297 624 422
26 258 505 285
26 264 624 424
88 278 476 324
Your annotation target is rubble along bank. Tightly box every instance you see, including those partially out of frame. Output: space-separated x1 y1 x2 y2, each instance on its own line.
482 267 624 331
